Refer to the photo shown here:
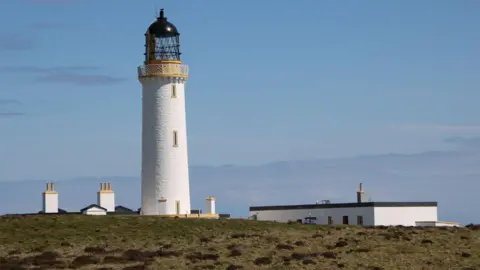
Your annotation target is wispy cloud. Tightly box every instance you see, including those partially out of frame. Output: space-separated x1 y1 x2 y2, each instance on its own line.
1 20 70 53
389 124 480 133
0 99 23 118
0 99 21 105
0 66 126 86
31 23 66 29
36 74 126 86
0 34 37 52
23 0 77 3
0 112 24 117
0 66 98 74
445 137 480 152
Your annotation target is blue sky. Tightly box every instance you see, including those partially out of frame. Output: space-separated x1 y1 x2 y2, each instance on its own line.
0 0 479 182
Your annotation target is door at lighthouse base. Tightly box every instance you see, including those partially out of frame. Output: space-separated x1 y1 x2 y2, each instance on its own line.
175 200 180 215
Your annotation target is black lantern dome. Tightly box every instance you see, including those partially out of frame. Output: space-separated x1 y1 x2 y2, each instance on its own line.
144 9 181 63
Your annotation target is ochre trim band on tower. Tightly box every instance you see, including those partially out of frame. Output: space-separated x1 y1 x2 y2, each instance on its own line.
138 63 189 79
149 60 182 65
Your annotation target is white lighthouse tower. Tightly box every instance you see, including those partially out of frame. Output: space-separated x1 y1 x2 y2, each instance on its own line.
138 9 191 216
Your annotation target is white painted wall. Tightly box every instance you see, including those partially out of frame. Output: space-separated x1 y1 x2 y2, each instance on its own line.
157 200 168 214
416 221 459 227
374 207 437 226
97 192 115 212
250 207 375 226
251 206 439 226
43 193 58 213
140 76 191 215
206 199 216 214
82 206 107 216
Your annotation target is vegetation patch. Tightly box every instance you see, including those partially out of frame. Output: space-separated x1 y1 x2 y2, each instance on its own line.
0 215 478 269
84 246 108 254
71 255 100 268
254 257 272 265
185 252 220 262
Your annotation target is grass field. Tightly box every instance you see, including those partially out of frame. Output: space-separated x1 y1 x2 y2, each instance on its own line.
0 215 479 270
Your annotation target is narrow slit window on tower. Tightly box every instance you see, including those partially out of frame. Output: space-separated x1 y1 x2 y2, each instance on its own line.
172 84 177 98
173 130 178 147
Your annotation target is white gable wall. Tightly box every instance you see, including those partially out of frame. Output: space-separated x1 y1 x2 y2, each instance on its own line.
82 207 107 216
251 207 375 226
374 206 437 226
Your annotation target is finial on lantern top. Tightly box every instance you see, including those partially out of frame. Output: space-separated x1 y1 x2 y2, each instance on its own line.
159 8 164 19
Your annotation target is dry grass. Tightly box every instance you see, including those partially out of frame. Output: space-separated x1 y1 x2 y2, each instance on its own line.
0 215 479 269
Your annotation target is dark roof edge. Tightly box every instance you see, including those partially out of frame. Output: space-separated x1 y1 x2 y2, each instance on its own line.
115 205 135 212
80 204 108 212
249 202 438 211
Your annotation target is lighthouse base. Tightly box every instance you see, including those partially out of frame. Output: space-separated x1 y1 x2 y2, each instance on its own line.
141 213 220 219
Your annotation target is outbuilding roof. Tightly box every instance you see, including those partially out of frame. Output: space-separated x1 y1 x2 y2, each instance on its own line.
80 204 107 212
250 202 438 211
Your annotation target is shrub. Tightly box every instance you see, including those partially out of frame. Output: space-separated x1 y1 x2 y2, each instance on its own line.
276 243 294 250
71 255 100 268
254 257 272 265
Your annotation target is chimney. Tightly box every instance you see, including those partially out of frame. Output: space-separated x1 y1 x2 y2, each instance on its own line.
97 182 115 212
42 182 58 213
357 183 366 203
206 196 216 214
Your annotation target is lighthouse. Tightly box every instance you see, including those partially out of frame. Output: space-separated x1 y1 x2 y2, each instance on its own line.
138 9 191 216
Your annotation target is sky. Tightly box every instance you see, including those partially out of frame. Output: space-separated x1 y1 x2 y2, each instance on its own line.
0 0 479 182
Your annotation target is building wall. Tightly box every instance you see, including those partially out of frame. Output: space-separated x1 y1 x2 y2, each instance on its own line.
206 199 216 214
374 207 437 226
140 77 191 215
415 221 459 227
83 207 107 216
97 192 115 212
43 193 58 213
250 207 375 226
251 206 438 226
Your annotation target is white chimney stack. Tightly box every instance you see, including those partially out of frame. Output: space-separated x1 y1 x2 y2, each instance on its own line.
42 183 58 213
206 196 216 214
357 183 366 203
97 182 115 212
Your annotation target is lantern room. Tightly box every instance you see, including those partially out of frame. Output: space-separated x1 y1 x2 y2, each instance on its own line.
144 9 181 64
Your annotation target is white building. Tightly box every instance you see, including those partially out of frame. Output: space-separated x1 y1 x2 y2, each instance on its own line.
42 183 58 214
138 9 192 216
97 182 115 212
250 184 456 227
80 204 107 216
206 197 216 215
415 221 460 227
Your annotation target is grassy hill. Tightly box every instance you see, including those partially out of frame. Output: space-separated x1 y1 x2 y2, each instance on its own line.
0 215 478 270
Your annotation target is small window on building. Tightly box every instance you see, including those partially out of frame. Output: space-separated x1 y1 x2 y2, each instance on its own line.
173 131 178 147
343 216 349 225
357 215 364 225
172 84 177 98
328 216 333 225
